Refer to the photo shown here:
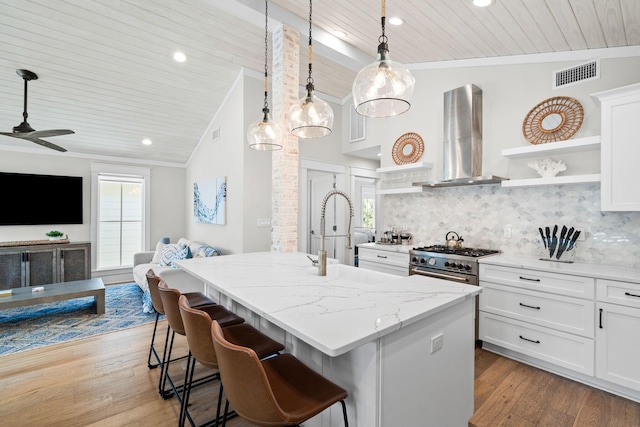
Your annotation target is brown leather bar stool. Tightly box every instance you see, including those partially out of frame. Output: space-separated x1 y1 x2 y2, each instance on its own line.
146 270 217 398
157 281 244 404
146 270 215 369
211 321 349 427
179 295 284 427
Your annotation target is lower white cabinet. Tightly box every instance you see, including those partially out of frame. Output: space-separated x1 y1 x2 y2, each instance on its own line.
596 279 640 392
357 245 409 277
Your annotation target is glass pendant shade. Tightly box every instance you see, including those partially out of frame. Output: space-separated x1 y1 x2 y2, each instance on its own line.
288 84 334 138
247 108 283 151
352 45 415 118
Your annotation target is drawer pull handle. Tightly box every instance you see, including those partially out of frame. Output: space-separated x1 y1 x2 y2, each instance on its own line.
625 292 640 298
599 308 603 329
376 255 388 259
519 302 541 310
519 276 540 282
519 335 540 344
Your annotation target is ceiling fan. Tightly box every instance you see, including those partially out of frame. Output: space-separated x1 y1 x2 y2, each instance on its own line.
0 69 74 152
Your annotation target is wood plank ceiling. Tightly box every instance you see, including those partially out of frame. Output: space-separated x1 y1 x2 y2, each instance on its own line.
0 0 638 165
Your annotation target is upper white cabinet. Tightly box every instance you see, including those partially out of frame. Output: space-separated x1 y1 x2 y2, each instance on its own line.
592 83 640 211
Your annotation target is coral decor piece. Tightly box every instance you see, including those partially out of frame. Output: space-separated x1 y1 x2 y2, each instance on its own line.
527 157 567 178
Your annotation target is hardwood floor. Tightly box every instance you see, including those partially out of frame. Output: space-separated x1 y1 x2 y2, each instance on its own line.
1 321 639 426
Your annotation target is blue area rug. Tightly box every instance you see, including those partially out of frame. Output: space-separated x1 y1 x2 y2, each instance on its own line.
0 283 159 356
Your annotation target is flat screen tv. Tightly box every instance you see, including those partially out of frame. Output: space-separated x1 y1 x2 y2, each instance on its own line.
0 172 83 225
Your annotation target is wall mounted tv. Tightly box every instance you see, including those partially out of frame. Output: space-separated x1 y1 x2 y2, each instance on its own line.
0 172 83 225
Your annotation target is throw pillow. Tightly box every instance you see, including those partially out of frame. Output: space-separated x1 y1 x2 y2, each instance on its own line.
151 241 168 264
194 245 222 258
159 244 190 266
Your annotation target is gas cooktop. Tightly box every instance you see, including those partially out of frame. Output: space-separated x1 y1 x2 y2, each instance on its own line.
412 245 500 258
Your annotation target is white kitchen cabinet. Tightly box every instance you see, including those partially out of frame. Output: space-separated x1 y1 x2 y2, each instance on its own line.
592 83 640 211
358 245 409 276
479 264 595 375
596 279 640 392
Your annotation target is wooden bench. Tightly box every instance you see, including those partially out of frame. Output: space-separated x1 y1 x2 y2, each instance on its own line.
0 278 105 314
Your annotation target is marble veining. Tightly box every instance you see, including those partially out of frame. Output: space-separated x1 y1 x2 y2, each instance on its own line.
384 184 640 269
176 252 480 356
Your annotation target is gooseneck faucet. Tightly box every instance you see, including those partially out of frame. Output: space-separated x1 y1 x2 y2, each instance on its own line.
318 189 354 276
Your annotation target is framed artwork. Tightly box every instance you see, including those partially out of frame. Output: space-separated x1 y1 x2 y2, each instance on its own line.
194 177 226 224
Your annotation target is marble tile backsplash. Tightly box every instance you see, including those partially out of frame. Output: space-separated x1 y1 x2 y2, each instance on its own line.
383 184 640 269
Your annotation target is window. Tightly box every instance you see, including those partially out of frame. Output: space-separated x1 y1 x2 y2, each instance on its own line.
361 185 375 229
91 163 150 270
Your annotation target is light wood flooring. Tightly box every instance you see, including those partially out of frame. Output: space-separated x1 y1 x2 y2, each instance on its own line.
1 321 639 426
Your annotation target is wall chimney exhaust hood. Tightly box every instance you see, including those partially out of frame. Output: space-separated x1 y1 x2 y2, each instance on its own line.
413 84 507 188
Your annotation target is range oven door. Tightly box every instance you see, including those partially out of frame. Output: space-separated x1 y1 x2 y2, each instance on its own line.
409 265 477 286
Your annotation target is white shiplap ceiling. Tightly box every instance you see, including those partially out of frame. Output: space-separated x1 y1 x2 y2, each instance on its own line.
0 0 638 165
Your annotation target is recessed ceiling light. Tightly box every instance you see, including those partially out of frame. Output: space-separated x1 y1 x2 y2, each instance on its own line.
142 138 152 145
173 51 187 63
388 17 403 26
473 0 494 7
332 30 348 39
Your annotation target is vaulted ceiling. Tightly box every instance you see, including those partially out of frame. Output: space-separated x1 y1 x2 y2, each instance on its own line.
0 0 638 165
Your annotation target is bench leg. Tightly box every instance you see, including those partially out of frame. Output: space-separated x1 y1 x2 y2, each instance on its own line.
95 290 106 314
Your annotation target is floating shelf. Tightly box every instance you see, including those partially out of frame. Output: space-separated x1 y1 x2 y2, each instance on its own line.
501 174 601 188
501 136 601 159
375 161 433 174
378 187 424 195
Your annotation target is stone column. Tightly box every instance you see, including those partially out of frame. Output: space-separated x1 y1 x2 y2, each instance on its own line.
271 24 299 252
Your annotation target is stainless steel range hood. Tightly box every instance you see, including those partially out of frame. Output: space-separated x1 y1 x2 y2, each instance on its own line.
413 84 507 188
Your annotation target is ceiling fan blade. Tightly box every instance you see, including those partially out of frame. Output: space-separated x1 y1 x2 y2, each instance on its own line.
27 137 67 152
26 129 75 138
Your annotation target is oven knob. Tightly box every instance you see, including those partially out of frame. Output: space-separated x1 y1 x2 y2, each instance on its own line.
444 261 451 267
464 264 471 271
427 257 436 266
457 263 464 269
420 258 426 264
412 256 418 263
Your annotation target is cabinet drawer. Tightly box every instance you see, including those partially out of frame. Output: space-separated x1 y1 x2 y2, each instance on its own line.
480 283 594 338
359 260 408 277
480 312 594 375
480 264 594 299
358 248 409 268
597 279 640 309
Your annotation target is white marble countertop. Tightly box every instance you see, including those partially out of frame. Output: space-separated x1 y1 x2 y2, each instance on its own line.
357 242 412 253
176 252 480 357
480 254 640 284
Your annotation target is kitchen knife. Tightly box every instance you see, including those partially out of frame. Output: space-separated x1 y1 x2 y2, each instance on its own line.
545 226 551 253
549 225 558 258
556 225 568 259
539 227 547 249
568 230 581 251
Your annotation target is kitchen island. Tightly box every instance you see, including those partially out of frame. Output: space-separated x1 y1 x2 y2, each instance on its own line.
176 251 481 427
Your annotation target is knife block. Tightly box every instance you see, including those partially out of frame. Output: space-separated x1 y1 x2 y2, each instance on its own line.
537 237 576 263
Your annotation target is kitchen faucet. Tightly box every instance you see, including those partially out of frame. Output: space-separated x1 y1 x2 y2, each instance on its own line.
318 189 354 276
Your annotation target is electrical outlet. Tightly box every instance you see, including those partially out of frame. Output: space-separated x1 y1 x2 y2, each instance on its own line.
430 333 444 353
503 225 512 238
576 228 585 241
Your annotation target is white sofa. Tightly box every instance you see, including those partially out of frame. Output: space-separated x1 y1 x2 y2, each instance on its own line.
132 238 222 312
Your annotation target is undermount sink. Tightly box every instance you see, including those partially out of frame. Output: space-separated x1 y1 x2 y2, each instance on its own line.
324 264 397 284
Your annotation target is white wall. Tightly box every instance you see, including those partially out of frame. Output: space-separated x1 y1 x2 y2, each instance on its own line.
372 55 640 268
185 74 273 254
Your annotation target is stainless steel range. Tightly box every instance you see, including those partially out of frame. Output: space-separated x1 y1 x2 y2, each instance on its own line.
409 245 500 285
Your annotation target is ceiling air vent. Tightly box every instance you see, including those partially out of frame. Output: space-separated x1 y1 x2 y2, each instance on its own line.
553 59 600 89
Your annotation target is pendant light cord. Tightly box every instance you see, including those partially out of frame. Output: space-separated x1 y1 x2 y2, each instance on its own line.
263 0 269 113
379 0 387 45
307 0 314 86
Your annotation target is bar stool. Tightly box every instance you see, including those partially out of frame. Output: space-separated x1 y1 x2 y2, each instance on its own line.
157 281 244 403
146 270 217 397
211 321 349 427
179 295 284 427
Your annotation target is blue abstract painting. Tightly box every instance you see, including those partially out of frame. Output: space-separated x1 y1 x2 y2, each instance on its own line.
194 177 226 224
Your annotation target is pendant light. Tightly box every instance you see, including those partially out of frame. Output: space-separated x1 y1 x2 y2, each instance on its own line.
287 0 334 138
247 0 283 150
352 0 415 118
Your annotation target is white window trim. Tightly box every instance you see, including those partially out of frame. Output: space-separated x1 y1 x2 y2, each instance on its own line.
91 162 151 272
